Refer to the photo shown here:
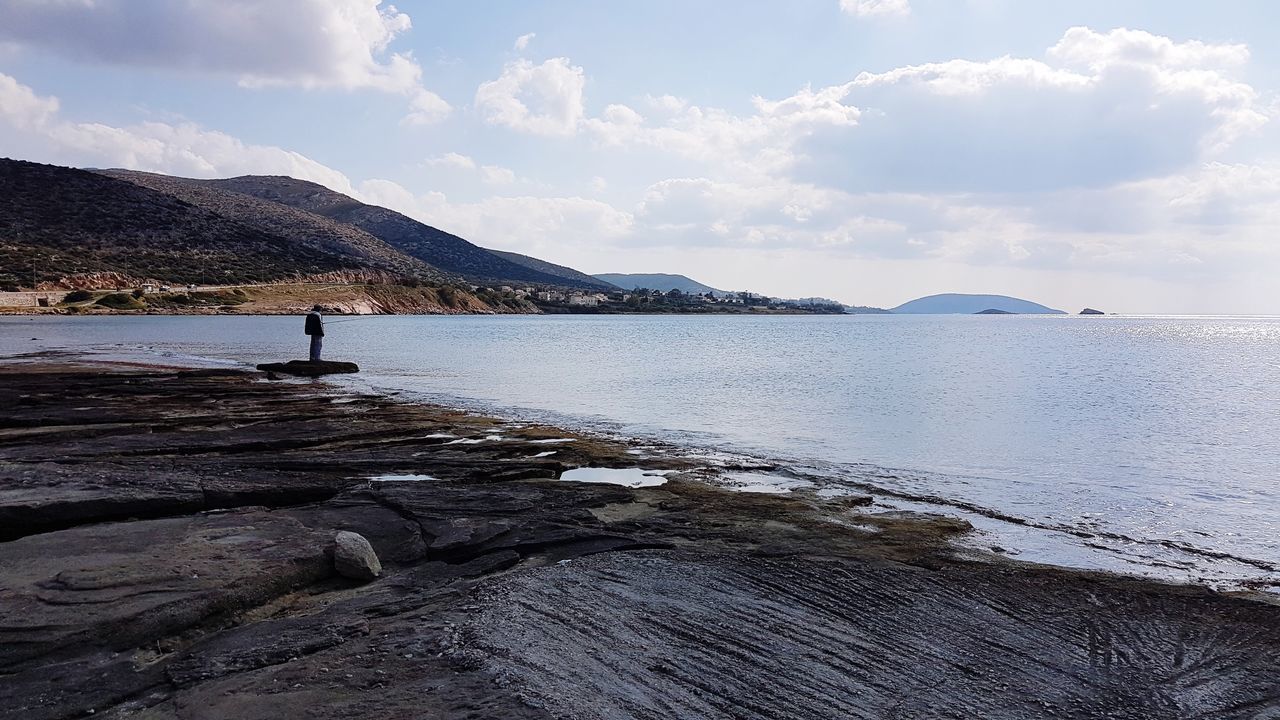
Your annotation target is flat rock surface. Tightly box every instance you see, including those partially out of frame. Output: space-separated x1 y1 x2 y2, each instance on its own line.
256 360 360 376
0 359 1277 719
474 551 1280 719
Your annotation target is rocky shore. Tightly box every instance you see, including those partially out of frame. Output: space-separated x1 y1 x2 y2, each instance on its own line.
2 358 1278 719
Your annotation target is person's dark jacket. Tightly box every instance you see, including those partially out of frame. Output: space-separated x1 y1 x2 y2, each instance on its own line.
305 312 324 337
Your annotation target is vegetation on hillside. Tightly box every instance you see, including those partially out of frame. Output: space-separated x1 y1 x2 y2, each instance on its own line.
204 176 607 288
0 160 390 288
101 170 448 283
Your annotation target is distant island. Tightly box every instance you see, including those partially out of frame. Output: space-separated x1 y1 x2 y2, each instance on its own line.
891 293 1066 315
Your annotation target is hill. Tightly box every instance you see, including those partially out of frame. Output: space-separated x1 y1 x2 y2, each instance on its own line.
490 250 617 290
593 273 726 294
0 159 610 292
0 159 419 288
100 169 447 282
891 293 1065 315
203 176 603 288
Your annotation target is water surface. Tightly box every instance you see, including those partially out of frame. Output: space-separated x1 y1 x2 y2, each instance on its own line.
4 313 1277 587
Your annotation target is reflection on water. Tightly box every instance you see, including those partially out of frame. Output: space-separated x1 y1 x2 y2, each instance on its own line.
4 313 1280 585
558 467 671 487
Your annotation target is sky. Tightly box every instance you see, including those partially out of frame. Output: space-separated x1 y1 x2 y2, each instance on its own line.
1 0 1278 313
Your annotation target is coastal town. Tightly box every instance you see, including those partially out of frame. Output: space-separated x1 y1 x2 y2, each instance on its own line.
512 286 844 313
0 281 849 315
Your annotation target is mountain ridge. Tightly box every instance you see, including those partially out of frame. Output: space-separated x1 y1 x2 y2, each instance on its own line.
99 169 448 282
0 159 406 288
203 175 605 288
0 158 607 291
593 273 727 294
492 250 617 290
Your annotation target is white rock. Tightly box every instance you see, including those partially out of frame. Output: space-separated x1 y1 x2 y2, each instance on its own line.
333 530 381 581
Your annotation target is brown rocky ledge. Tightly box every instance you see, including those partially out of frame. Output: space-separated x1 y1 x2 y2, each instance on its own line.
255 360 360 377
0 359 1277 719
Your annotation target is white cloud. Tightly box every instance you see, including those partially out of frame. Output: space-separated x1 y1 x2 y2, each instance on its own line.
0 72 58 130
585 84 861 178
357 180 634 255
479 165 516 185
839 0 910 18
1048 26 1249 71
424 151 517 184
402 89 452 126
514 33 536 52
425 152 478 170
455 25 1277 288
570 27 1266 198
619 162 1280 285
475 58 586 136
795 26 1269 193
0 0 451 123
0 71 357 194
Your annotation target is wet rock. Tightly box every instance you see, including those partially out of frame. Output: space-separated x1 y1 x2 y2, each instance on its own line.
470 549 1280 720
166 614 370 687
6 362 1280 720
834 494 874 507
0 510 333 669
256 360 359 376
334 530 382 581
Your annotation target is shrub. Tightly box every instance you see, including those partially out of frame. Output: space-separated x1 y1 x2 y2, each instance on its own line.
95 292 145 310
438 286 459 308
64 290 95 303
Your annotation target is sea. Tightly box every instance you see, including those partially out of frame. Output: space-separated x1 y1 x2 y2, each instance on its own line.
3 313 1278 590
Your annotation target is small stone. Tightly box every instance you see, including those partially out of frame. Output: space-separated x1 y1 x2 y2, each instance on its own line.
333 530 382 581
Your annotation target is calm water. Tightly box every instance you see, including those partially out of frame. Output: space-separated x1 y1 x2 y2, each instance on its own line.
3 314 1278 587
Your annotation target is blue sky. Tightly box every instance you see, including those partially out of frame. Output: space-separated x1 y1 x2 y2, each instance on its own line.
1 0 1278 312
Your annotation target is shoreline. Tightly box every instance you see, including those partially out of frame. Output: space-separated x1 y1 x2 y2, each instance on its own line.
0 282 843 317
0 306 841 317
7 329 1278 591
7 333 1278 591
2 357 1279 718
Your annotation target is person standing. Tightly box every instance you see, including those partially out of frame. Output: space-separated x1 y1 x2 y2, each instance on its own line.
304 305 325 361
